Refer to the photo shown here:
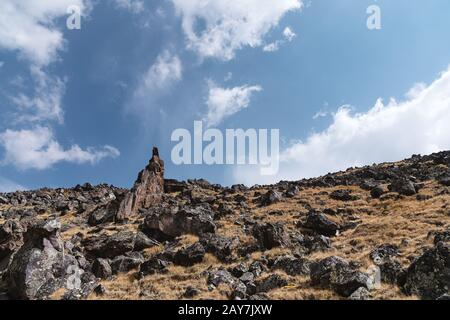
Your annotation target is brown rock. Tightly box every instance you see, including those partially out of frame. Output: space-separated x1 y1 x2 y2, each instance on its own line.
116 147 164 221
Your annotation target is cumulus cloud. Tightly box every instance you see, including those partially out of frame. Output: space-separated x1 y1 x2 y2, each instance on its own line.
233 66 450 185
114 0 145 14
171 0 302 60
0 0 89 66
204 81 262 127
0 127 120 170
9 66 65 123
263 26 297 52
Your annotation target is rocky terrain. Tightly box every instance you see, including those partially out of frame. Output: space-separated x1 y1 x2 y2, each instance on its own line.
0 148 449 300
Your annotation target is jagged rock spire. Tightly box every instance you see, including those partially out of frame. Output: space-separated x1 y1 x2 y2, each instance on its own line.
116 147 164 221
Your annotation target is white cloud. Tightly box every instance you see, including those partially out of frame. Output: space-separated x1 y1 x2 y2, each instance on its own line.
138 51 182 95
9 66 65 123
263 42 280 53
233 66 450 185
0 127 120 170
0 176 25 193
114 0 145 14
0 61 4 68
171 0 302 60
0 0 89 66
313 110 329 120
204 81 262 127
283 27 297 41
263 26 297 52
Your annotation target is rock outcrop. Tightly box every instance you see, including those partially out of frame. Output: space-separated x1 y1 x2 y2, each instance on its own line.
116 147 165 221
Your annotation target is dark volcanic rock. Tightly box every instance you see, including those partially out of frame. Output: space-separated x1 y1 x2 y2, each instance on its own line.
438 176 450 187
110 252 144 274
370 185 386 199
82 231 136 259
200 234 238 262
379 260 406 286
272 255 311 276
310 256 350 288
252 223 291 250
303 211 340 237
92 258 112 279
434 229 450 245
207 269 237 287
173 243 205 267
388 178 417 196
370 244 400 265
141 206 216 242
331 269 372 297
310 256 372 297
329 190 359 201
164 179 188 193
255 274 288 293
260 190 283 206
296 234 332 253
139 258 171 277
403 242 450 300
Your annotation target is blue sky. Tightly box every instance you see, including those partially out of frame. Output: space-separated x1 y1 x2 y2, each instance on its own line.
1 0 450 191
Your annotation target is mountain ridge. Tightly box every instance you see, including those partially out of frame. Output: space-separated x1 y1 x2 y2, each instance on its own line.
0 150 449 300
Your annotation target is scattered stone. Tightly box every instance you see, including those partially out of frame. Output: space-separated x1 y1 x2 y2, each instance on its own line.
200 234 238 262
272 255 311 276
260 190 283 206
370 185 386 199
207 269 237 288
92 258 112 279
388 178 417 196
141 206 216 242
110 252 144 274
433 229 450 245
255 274 288 293
139 258 171 277
252 223 291 250
82 231 136 259
94 284 106 295
403 242 450 300
303 211 340 237
438 176 450 187
183 286 200 298
330 190 359 201
173 243 205 267
370 244 400 265
348 287 371 300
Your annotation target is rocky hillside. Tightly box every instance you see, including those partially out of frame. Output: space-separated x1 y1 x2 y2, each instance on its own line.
0 148 449 300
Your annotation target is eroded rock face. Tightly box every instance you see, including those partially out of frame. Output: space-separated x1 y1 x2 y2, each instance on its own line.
116 147 165 221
